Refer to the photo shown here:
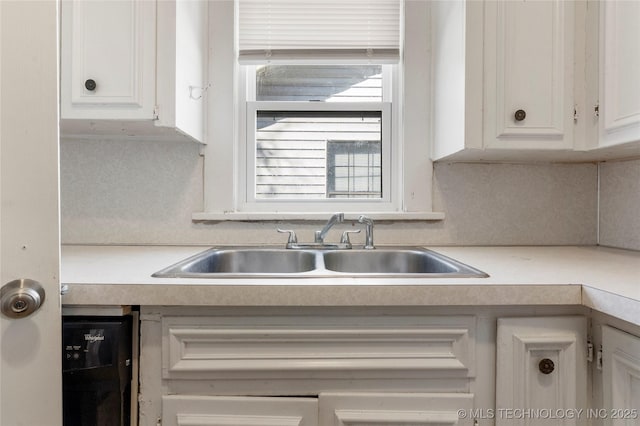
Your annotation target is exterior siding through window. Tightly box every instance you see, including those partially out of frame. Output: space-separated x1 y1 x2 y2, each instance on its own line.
254 65 384 200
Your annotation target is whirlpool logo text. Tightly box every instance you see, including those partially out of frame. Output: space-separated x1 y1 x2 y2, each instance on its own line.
84 334 105 342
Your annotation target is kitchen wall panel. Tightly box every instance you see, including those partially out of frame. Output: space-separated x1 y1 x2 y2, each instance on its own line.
599 158 640 250
60 139 598 246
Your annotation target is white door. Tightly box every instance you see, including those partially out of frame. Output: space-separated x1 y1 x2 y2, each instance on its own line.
0 1 61 425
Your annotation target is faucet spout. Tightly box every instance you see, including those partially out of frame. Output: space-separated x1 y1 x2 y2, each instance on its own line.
314 213 344 243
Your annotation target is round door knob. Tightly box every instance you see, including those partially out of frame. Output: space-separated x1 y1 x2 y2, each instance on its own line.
84 79 97 91
539 358 555 374
514 109 527 122
1 279 45 319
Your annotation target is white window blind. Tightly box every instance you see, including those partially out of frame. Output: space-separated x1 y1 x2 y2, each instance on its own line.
238 0 401 64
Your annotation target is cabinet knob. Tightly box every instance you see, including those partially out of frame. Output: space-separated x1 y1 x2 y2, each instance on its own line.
514 109 526 122
84 79 97 91
539 358 555 374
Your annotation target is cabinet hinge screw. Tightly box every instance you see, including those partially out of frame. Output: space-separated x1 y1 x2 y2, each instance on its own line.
594 103 600 118
574 107 578 122
587 341 594 362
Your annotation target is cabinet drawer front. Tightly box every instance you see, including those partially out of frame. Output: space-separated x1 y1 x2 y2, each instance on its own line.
162 315 475 380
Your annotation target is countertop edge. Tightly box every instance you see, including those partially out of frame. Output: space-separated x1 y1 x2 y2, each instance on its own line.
61 283 583 307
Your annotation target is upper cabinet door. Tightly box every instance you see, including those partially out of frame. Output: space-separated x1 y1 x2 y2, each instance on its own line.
599 0 640 148
61 0 156 120
484 0 574 150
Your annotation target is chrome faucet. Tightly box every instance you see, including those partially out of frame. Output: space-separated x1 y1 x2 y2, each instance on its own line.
278 213 372 250
358 215 375 249
314 212 344 243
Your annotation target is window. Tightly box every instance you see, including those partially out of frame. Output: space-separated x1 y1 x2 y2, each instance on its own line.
255 110 383 200
253 65 385 202
199 1 436 220
245 64 391 207
327 139 382 199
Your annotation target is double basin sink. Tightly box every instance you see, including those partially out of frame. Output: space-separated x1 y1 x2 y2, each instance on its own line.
152 246 488 278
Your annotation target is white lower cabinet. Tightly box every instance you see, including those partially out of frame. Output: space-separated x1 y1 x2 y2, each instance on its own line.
319 392 474 426
140 309 597 426
161 314 475 384
162 395 318 426
496 316 588 425
162 393 474 426
602 326 640 426
143 312 477 426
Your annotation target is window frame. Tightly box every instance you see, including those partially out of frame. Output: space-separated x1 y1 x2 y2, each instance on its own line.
196 0 442 221
240 64 396 214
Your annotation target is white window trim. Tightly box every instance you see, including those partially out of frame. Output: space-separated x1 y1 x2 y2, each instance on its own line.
195 0 444 221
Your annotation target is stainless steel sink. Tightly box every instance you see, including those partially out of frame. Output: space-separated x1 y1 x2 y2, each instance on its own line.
322 248 479 275
152 248 318 277
152 246 487 278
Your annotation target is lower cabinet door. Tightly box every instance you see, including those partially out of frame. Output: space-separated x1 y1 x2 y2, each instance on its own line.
496 316 587 425
602 326 640 426
162 395 318 426
318 392 474 426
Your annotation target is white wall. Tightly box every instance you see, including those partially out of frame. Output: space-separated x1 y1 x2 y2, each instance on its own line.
599 158 640 251
60 138 598 246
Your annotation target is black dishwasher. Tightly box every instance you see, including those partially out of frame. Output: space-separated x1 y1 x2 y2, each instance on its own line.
62 316 133 426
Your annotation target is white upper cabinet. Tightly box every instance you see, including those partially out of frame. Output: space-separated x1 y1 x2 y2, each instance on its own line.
431 0 640 162
430 1 483 161
432 0 575 161
484 0 574 150
598 0 640 148
61 0 207 143
61 0 155 120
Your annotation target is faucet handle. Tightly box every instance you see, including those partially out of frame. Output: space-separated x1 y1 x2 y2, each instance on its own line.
340 229 361 245
277 229 298 245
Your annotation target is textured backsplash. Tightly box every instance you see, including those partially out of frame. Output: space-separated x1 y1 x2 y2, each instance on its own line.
61 138 602 247
598 158 640 251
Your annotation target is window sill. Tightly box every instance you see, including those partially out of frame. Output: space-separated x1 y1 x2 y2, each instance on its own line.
192 211 445 222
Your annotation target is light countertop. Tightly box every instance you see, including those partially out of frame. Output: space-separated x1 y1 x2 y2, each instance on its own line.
60 245 640 324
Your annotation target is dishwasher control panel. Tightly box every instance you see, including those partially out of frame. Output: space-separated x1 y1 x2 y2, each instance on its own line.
62 318 130 372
